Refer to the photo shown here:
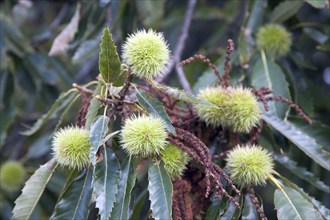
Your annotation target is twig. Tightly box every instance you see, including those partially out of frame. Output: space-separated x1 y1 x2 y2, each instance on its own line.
180 54 221 83
157 0 197 83
246 120 263 145
266 96 312 124
176 66 192 93
248 187 268 220
222 39 234 88
119 73 133 100
72 83 93 94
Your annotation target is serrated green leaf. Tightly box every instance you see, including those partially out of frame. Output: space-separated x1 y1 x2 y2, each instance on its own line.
54 169 80 207
51 168 93 220
274 186 323 220
220 195 242 219
110 156 138 220
271 1 303 23
262 114 330 171
305 0 328 8
98 27 122 85
93 147 120 220
85 82 103 130
289 117 330 150
164 86 198 103
241 193 258 220
206 179 231 220
101 131 120 146
279 175 330 220
130 189 149 220
148 161 172 220
258 123 277 152
205 197 227 220
21 88 78 136
12 159 58 220
89 115 110 165
136 90 176 135
252 57 291 119
275 154 330 193
149 80 219 109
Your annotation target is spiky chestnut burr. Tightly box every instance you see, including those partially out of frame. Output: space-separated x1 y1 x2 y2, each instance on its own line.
224 87 261 133
257 24 292 59
122 29 170 79
160 144 191 179
52 126 91 170
195 86 228 127
0 161 26 192
120 115 168 157
226 145 274 187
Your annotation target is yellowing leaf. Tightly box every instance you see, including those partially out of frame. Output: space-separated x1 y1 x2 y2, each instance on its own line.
49 4 81 56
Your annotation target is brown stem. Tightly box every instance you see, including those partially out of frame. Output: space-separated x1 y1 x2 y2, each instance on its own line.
248 187 268 220
72 83 93 94
222 39 234 88
180 54 222 83
157 0 197 83
266 96 312 124
119 73 133 101
246 120 263 145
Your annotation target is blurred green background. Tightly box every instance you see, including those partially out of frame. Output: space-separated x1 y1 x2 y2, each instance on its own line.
0 0 329 219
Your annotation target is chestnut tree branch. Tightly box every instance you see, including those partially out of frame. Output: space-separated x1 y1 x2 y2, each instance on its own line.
176 66 192 93
157 0 197 85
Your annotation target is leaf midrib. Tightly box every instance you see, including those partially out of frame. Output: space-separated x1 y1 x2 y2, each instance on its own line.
72 167 90 220
119 156 131 220
279 188 303 220
156 164 170 218
102 146 109 217
260 50 277 116
105 32 111 81
262 114 330 170
25 160 58 220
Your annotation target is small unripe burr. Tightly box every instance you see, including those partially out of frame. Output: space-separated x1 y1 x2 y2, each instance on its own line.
0 161 26 192
160 144 191 179
52 126 91 170
257 24 292 59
